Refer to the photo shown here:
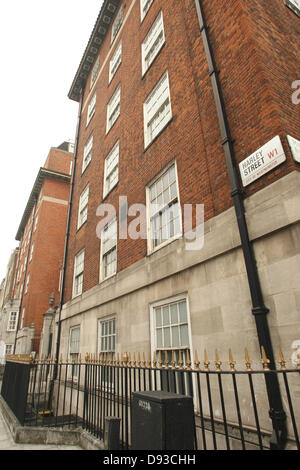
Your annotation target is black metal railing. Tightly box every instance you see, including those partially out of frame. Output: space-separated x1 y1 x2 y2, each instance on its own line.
1 348 300 450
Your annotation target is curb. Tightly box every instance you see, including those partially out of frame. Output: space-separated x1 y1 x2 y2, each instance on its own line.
0 396 104 450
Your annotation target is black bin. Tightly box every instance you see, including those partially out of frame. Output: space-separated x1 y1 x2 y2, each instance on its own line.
131 390 194 450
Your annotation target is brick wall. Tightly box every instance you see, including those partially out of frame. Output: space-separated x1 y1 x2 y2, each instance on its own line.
14 148 72 352
63 0 300 302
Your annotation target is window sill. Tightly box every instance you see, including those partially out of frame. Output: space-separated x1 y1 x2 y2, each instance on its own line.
147 232 183 257
99 272 117 285
141 42 166 80
81 160 91 176
102 182 119 202
76 220 87 234
106 114 120 136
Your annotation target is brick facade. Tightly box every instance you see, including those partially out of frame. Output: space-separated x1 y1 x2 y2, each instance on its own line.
13 145 73 352
63 0 300 303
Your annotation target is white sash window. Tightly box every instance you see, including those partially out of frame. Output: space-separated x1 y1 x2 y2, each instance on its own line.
109 41 122 83
78 185 89 228
107 85 121 133
103 141 119 197
143 71 172 147
82 134 93 173
142 11 165 75
87 93 96 126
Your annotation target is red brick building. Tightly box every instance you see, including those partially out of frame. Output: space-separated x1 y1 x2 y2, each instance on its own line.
12 142 73 353
56 0 299 392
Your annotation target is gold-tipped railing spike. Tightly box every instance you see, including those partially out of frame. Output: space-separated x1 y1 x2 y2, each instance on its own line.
142 352 146 368
215 349 222 372
178 350 184 370
158 350 163 369
147 352 151 369
153 352 157 369
164 351 169 369
228 349 236 372
137 352 141 368
123 352 129 366
261 347 270 371
278 346 287 371
171 350 176 370
128 352 132 368
116 352 120 366
194 350 200 370
186 350 192 370
204 349 210 372
132 352 136 368
244 348 252 371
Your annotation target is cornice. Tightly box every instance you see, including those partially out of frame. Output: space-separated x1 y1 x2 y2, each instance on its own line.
68 0 121 102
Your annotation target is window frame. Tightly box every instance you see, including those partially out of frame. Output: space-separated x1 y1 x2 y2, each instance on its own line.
140 0 154 22
77 185 89 229
20 307 25 329
69 325 80 379
141 10 165 76
106 85 121 134
109 40 122 83
146 160 182 254
72 249 85 298
86 92 96 127
143 71 172 148
7 311 18 332
82 134 93 173
90 56 100 90
99 217 118 282
5 344 13 356
98 316 116 355
150 294 193 395
111 6 123 43
103 141 119 198
25 274 30 294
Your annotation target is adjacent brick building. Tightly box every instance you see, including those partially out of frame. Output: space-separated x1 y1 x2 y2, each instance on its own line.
11 142 74 353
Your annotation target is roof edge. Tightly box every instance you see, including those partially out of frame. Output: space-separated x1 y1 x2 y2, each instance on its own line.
68 0 121 102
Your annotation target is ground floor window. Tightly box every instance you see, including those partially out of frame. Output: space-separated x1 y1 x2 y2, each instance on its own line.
150 295 192 394
69 326 80 378
98 316 116 388
5 344 13 355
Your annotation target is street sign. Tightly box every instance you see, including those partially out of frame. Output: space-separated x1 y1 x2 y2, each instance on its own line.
239 136 286 187
287 135 300 163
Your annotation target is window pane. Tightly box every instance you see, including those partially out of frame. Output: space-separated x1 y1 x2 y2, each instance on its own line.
164 327 171 348
180 324 189 347
157 328 163 348
179 301 187 323
162 306 169 325
155 307 162 327
172 326 180 347
170 304 178 324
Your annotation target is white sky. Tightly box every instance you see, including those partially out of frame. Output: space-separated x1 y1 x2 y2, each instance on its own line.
0 1 104 282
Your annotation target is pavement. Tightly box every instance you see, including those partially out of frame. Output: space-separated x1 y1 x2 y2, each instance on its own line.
0 411 82 450
0 380 82 451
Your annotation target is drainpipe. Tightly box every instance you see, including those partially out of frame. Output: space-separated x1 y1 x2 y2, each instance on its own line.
53 85 84 377
194 0 287 449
